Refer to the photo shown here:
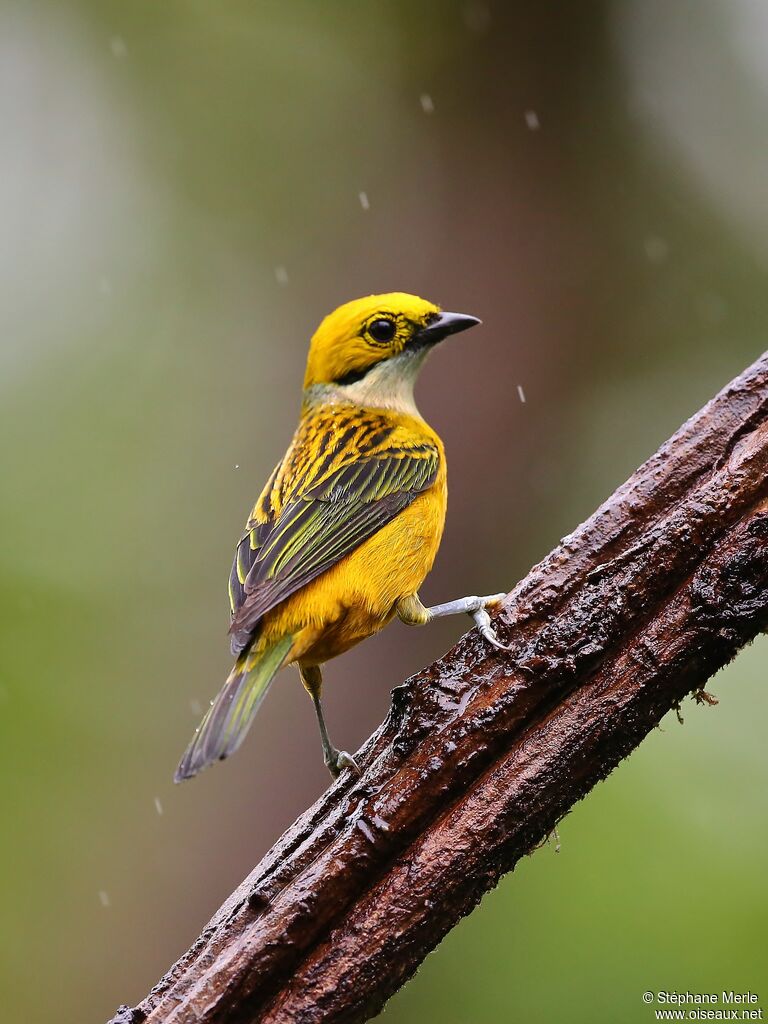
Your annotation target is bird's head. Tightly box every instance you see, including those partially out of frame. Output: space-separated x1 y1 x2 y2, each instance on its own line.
302 293 480 411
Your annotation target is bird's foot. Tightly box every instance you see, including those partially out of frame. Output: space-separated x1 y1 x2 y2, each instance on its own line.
423 592 511 651
468 593 512 651
325 747 361 780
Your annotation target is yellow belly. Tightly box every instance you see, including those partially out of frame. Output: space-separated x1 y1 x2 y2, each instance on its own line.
260 474 447 666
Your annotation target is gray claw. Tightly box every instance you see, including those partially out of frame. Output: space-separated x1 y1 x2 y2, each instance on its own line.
471 606 513 652
326 749 361 779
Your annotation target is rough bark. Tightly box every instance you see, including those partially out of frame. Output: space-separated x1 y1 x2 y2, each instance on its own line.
111 353 768 1024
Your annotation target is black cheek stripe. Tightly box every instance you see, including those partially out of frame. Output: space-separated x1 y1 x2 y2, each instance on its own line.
334 364 375 387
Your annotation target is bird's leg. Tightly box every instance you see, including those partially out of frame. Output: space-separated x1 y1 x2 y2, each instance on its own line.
299 664 360 779
396 591 511 651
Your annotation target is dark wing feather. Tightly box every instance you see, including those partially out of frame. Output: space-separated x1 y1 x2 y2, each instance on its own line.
228 461 280 616
228 430 439 655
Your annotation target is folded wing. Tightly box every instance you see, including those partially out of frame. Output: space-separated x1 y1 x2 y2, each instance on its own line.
228 413 439 655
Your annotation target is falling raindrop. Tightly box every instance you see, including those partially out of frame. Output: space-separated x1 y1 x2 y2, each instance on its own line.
110 36 128 59
274 265 289 286
420 93 435 114
358 191 370 211
463 1 491 34
154 797 163 816
644 236 669 264
517 385 526 404
99 890 111 908
524 110 540 131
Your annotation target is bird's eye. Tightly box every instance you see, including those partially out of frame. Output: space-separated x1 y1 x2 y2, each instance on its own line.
368 318 396 343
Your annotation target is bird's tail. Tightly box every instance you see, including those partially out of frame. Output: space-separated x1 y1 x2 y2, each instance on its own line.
174 634 294 782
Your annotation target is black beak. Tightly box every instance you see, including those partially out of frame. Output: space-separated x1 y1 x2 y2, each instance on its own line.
415 311 481 346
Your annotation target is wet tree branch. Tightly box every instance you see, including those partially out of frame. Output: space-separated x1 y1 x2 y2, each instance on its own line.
111 353 768 1024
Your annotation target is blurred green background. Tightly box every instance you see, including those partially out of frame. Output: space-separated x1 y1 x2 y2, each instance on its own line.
0 2 766 1021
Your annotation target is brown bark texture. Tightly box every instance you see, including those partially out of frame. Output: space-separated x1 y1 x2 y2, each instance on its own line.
111 353 768 1024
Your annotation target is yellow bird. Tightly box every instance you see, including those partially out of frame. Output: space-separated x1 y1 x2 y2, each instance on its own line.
175 293 507 782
